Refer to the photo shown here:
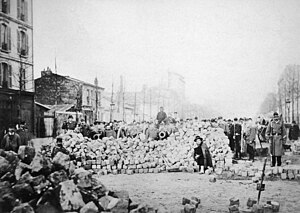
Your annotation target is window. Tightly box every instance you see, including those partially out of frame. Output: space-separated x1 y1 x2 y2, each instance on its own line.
20 68 25 90
17 30 28 56
0 23 11 52
87 89 90 105
17 0 27 22
1 0 10 14
0 62 12 88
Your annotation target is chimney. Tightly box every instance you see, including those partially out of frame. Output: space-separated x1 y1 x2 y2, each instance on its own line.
41 68 53 77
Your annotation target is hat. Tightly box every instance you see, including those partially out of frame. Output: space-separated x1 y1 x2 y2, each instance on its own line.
194 135 203 142
68 115 73 119
273 112 279 118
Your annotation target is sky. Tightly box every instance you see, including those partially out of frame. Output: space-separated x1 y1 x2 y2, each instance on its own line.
33 0 300 118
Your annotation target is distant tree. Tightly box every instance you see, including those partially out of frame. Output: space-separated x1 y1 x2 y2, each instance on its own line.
259 93 278 115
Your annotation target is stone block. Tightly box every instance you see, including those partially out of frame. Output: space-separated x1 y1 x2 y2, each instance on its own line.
138 169 144 174
126 170 133 175
242 171 248 177
270 201 280 212
215 168 223 175
281 173 287 180
79 201 98 213
153 168 159 173
248 171 255 177
182 197 191 205
228 204 239 213
229 197 239 206
11 203 34 213
143 169 148 173
252 204 263 213
246 198 257 207
209 175 216 183
263 204 273 213
184 204 196 213
287 172 295 180
59 180 85 211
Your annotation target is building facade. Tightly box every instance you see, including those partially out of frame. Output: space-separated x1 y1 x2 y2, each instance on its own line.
0 0 34 136
35 69 104 125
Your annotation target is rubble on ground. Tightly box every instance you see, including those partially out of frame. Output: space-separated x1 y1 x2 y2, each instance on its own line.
0 147 162 213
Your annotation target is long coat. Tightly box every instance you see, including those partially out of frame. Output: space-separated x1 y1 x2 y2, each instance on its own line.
266 120 286 156
193 143 213 169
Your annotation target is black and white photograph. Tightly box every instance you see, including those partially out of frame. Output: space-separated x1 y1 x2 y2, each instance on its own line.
1 0 300 212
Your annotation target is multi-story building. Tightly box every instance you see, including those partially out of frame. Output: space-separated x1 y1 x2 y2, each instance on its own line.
35 68 105 124
0 0 34 135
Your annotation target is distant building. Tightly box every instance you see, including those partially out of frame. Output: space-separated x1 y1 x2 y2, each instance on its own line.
0 0 34 136
35 68 104 124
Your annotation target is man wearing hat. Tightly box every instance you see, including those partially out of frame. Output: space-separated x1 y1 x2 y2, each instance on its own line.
266 112 286 167
62 115 77 133
51 137 69 158
193 136 212 174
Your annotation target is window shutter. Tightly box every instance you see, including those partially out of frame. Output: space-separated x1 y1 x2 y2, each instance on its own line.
7 0 10 14
0 1 2 13
25 33 28 55
8 26 11 51
8 64 12 88
0 63 2 87
0 25 2 46
17 30 20 53
17 0 21 19
25 1 28 22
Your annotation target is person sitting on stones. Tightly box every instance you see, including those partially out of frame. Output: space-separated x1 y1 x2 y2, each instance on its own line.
104 124 117 138
51 137 70 158
1 125 21 153
193 135 213 174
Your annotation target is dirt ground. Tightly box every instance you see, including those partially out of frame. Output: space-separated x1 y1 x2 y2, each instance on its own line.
99 172 300 213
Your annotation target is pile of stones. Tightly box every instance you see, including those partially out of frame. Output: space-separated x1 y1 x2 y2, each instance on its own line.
0 145 161 213
228 197 280 213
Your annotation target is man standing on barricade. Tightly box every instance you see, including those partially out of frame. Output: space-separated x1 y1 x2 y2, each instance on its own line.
266 112 286 167
156 107 167 127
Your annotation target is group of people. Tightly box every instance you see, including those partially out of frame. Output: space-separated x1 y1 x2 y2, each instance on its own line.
0 122 32 153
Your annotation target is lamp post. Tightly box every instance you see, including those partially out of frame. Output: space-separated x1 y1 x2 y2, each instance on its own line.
286 98 291 123
110 103 115 122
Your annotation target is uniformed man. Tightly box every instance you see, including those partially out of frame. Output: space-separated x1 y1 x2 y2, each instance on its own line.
266 112 286 167
233 118 242 159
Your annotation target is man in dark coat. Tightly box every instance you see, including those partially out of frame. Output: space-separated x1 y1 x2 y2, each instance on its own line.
1 126 21 153
193 136 213 174
156 107 167 126
289 120 299 141
51 137 69 158
62 115 77 132
233 118 242 159
266 112 286 167
227 119 234 151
